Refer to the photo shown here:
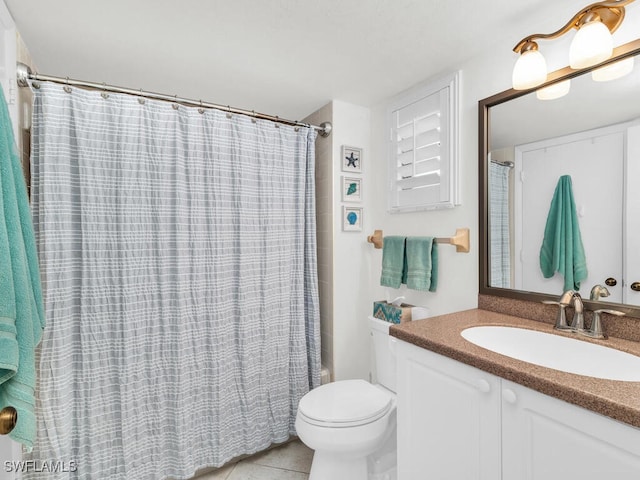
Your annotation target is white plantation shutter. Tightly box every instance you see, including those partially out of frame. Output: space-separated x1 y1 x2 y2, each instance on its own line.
388 72 460 212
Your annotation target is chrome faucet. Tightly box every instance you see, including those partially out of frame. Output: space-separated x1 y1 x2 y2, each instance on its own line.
590 284 610 301
545 289 625 339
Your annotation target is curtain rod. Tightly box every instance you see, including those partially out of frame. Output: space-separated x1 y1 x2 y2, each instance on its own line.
490 159 514 168
16 62 332 137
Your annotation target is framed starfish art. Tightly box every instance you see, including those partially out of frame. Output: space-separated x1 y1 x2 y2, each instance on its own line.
341 145 362 173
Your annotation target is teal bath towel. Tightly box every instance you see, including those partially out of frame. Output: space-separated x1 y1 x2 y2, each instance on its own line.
539 175 587 291
0 86 45 450
380 236 406 288
404 237 438 292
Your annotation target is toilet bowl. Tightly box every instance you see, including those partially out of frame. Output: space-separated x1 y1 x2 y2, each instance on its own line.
295 316 405 480
295 380 396 479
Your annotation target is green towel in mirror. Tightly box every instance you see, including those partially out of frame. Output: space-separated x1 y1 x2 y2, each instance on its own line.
539 175 587 291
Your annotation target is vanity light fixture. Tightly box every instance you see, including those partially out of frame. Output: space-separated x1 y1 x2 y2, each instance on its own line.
536 79 572 100
512 0 635 90
592 55 635 80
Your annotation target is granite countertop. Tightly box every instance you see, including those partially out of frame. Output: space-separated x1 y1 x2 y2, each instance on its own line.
390 309 640 429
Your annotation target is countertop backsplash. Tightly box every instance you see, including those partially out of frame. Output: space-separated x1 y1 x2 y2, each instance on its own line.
478 294 640 344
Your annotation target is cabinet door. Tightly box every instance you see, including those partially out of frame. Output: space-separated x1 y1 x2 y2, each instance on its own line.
502 379 640 480
396 340 501 480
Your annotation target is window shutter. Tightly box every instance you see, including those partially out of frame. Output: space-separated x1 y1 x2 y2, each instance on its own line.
388 72 460 212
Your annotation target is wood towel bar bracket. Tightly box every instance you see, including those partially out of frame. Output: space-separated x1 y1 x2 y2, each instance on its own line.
367 228 470 253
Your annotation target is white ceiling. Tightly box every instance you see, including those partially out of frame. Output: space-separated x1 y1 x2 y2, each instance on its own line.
6 0 596 121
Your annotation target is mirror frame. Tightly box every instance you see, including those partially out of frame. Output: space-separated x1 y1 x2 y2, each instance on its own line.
479 38 640 317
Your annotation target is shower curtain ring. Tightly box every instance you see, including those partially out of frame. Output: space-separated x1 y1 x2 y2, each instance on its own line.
251 110 257 123
63 77 71 94
226 105 232 119
100 82 109 99
172 94 179 110
138 89 145 105
198 100 204 114
274 116 280 128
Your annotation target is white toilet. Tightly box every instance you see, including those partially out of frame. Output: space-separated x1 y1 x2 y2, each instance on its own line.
295 316 399 480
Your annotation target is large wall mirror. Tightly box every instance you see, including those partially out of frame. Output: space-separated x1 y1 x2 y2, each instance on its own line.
479 38 640 317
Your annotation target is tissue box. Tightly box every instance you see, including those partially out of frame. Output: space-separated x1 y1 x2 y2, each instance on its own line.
373 300 414 324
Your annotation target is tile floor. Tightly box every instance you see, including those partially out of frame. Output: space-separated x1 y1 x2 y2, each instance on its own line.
194 440 314 480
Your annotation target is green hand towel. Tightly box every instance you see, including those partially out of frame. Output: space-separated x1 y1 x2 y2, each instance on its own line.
0 85 45 450
380 236 406 288
404 236 438 292
539 175 587 291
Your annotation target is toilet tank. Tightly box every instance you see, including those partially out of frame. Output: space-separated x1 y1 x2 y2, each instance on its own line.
369 316 398 393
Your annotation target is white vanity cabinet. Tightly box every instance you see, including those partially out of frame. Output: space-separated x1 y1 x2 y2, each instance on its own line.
396 339 640 480
396 340 501 479
501 379 640 479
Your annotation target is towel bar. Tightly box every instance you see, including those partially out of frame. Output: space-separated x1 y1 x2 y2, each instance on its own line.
367 228 470 253
0 406 17 435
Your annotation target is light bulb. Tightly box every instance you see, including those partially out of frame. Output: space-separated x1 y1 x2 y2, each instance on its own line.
536 79 571 100
592 57 635 81
569 20 613 69
512 49 547 90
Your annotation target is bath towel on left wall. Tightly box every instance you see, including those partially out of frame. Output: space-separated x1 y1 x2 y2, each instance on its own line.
0 85 46 450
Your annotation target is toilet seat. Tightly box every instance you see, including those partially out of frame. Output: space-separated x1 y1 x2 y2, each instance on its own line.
297 379 393 428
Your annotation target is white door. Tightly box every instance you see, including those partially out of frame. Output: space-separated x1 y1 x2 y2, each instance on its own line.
515 126 624 301
625 124 640 306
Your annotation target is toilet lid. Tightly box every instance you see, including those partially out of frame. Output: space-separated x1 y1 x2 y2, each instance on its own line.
298 379 392 427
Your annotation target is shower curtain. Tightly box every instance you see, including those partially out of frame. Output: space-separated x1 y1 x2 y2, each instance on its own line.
26 82 320 480
489 161 511 288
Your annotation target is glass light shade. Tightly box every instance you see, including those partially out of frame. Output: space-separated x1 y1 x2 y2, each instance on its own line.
569 20 613 69
536 79 571 100
592 57 635 81
512 50 547 90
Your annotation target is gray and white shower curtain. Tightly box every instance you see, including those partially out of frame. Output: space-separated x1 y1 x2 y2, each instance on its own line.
27 82 320 480
489 161 511 288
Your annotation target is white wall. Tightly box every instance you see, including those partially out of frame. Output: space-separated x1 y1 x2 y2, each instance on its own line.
330 100 373 381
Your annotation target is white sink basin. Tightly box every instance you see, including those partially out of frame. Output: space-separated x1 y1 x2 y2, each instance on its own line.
461 326 640 382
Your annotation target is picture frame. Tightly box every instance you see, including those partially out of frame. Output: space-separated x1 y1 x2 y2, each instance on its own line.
342 206 363 232
341 176 362 203
341 145 362 173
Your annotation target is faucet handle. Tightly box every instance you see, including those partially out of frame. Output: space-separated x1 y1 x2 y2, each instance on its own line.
542 300 571 330
594 308 625 317
586 309 625 339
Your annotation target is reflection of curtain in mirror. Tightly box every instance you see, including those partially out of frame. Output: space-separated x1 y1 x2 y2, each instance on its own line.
489 162 511 287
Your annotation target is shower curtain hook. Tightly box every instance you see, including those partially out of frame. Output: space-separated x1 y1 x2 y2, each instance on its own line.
172 94 179 110
63 77 71 93
138 88 145 105
100 82 109 99
226 105 232 119
251 110 257 123
198 100 204 114
274 116 280 128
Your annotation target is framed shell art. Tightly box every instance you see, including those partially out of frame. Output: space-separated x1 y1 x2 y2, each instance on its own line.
341 176 362 203
341 146 362 173
342 206 363 232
